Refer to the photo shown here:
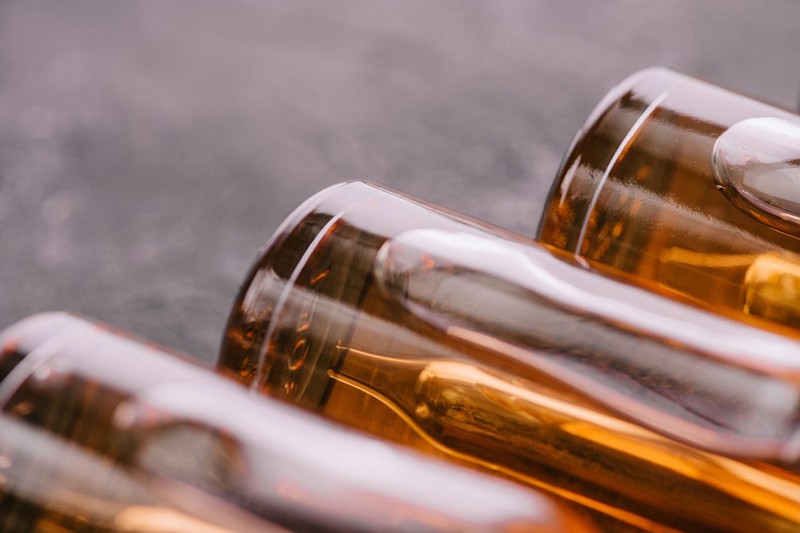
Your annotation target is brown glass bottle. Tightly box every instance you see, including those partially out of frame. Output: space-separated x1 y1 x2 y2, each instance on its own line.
538 67 800 337
0 312 586 533
220 181 800 533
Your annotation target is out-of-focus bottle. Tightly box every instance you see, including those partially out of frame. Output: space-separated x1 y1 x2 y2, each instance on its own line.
219 181 800 533
0 312 588 533
537 67 800 337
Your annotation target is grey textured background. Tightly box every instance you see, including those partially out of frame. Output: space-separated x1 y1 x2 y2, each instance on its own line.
2 1 800 363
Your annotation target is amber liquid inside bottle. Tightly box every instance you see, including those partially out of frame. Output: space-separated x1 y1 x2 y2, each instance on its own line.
0 313 580 533
538 68 800 337
220 182 800 533
0 414 255 533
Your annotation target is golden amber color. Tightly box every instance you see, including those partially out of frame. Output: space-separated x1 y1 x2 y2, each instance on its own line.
0 312 587 533
220 182 800 533
538 68 800 338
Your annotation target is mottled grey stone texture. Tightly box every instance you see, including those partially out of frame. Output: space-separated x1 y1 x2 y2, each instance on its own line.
2 1 799 363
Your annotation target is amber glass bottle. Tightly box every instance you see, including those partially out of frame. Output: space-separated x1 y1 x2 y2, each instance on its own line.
220 181 800 533
538 67 800 336
0 312 585 533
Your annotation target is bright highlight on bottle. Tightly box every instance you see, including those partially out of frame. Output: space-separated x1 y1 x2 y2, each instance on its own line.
220 181 800 533
0 312 584 533
538 67 800 338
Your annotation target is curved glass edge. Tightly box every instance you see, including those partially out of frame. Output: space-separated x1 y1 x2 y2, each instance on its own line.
536 67 682 251
218 182 367 385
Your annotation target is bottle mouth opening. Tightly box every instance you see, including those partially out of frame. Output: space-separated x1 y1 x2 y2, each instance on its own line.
538 68 685 248
240 219 357 407
0 312 93 405
217 182 360 391
0 341 25 384
218 182 390 410
0 312 72 383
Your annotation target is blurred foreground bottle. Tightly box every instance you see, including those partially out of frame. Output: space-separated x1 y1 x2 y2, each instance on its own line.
219 181 800 533
538 67 800 336
0 312 588 533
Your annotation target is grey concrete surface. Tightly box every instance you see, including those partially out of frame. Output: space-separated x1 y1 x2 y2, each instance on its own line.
2 1 799 363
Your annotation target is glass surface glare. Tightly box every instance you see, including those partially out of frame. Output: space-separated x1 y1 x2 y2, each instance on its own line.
538 67 800 337
713 117 800 234
219 181 800 533
0 312 583 533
